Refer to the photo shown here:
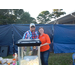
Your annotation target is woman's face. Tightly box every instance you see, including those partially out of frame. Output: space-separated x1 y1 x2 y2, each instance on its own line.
39 28 44 34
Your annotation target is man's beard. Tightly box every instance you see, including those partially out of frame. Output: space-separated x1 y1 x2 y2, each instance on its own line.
31 30 35 32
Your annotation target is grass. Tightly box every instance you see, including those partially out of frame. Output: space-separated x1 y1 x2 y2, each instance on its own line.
2 53 73 65
3 54 13 59
48 53 73 65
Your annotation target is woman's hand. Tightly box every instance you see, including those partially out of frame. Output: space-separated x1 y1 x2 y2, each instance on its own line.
40 45 43 47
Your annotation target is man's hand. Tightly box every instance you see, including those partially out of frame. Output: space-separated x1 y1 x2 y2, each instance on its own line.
33 46 36 49
23 47 25 50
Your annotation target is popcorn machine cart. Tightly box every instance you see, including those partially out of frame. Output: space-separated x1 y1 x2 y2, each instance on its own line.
16 39 41 65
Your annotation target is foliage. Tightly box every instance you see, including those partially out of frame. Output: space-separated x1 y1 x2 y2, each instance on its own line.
0 9 37 25
37 11 52 24
19 12 37 24
52 9 66 18
0 9 66 25
37 9 66 24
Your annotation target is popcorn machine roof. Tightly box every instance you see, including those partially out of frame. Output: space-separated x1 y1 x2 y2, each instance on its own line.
16 39 41 46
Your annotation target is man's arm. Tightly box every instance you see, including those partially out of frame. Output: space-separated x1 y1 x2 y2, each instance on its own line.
22 31 28 39
35 31 39 39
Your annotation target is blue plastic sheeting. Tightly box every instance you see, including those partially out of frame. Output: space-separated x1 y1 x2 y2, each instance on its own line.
0 24 53 54
54 24 75 53
0 25 13 54
1 24 75 54
54 43 75 53
12 24 30 53
54 24 75 44
12 24 53 54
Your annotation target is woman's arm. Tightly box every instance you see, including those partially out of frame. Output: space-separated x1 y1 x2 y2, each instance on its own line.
40 43 50 47
40 34 51 47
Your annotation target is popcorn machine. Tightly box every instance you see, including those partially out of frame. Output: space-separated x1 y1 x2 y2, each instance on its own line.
16 39 41 65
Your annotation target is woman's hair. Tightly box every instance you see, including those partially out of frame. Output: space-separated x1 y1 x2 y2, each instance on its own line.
39 27 44 30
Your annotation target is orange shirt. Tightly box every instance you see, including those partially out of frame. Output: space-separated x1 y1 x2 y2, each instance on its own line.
39 33 51 52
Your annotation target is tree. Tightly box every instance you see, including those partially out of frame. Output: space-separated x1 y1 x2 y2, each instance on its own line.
13 9 24 19
16 12 37 24
37 11 52 24
0 9 18 24
30 17 37 24
12 10 37 24
52 9 66 18
0 9 37 25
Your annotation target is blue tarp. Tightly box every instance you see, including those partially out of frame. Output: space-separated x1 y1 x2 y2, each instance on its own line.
0 24 75 54
54 43 75 53
54 24 75 53
0 24 53 54
12 24 53 53
0 25 13 54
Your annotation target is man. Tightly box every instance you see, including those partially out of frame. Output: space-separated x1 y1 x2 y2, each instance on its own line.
22 23 38 55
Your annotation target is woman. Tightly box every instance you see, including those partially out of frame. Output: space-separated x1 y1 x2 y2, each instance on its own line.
39 27 51 65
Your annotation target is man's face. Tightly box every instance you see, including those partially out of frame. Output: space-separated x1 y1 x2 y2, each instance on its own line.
30 26 35 32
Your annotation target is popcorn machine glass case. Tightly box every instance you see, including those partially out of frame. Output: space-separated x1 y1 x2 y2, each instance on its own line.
16 39 41 65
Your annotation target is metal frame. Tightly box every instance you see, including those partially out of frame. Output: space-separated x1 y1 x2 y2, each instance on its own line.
38 46 41 65
18 46 41 65
18 47 20 65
